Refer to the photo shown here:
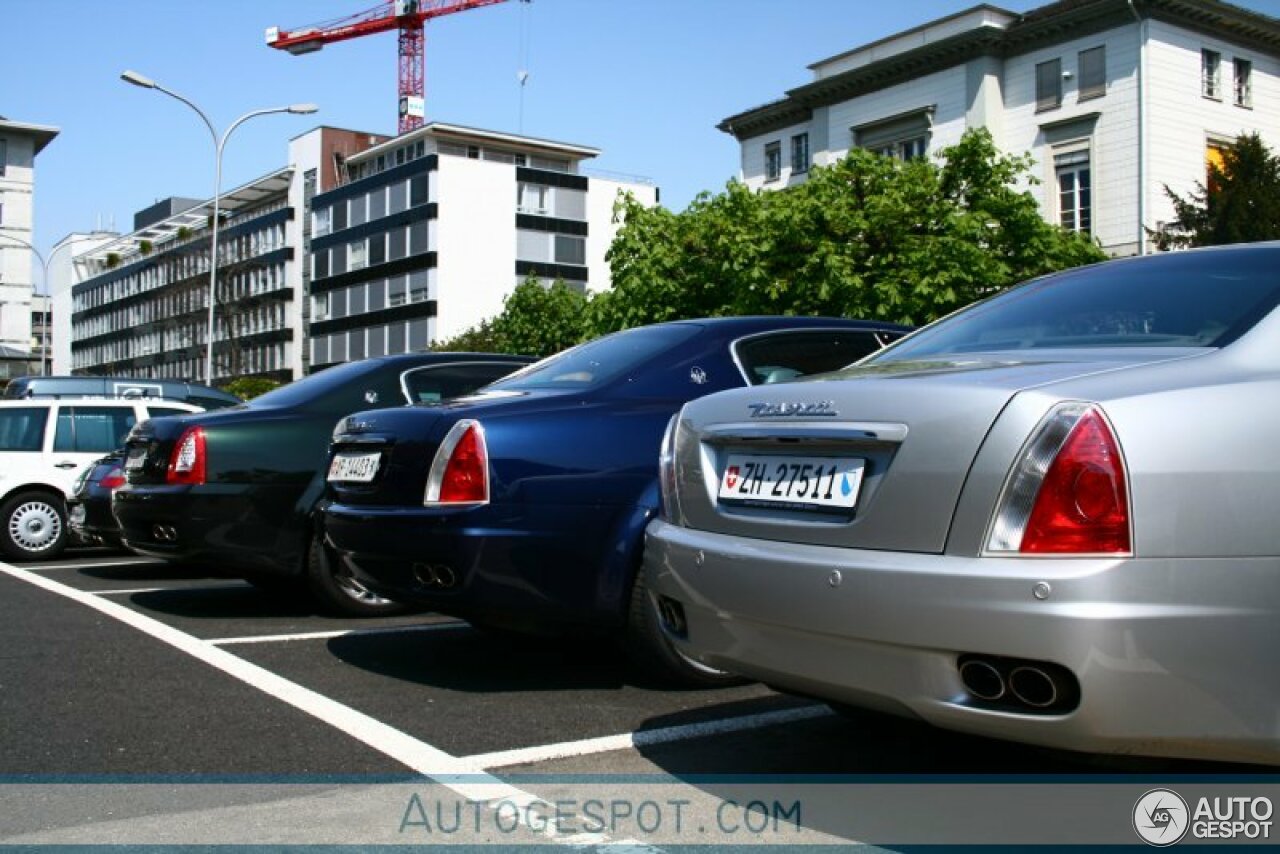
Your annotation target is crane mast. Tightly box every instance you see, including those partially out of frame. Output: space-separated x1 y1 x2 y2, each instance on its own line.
267 0 512 134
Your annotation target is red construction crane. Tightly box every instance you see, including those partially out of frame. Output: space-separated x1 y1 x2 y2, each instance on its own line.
267 0 513 134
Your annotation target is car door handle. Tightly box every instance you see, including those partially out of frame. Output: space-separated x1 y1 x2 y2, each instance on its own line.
54 462 78 469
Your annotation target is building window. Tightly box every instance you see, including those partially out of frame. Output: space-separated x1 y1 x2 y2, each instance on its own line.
1055 149 1091 235
1206 140 1231 192
313 206 331 237
790 133 810 174
764 142 782 182
517 182 549 215
873 137 928 161
1078 46 1106 101
0 139 6 177
1234 58 1252 107
1202 49 1222 99
1036 59 1062 111
554 235 586 266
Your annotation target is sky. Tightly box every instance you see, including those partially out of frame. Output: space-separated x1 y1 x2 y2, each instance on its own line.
6 0 1280 267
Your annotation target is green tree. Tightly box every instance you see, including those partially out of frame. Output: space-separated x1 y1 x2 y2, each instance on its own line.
222 376 280 400
591 129 1104 333
432 275 589 357
1152 133 1280 250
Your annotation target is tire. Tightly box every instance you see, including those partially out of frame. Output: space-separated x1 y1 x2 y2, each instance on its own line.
0 490 69 561
625 567 744 687
304 530 411 618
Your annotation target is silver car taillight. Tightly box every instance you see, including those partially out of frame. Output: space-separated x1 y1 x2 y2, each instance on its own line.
986 401 1131 556
658 413 682 524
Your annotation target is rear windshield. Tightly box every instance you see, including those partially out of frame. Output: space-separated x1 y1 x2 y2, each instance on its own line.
875 251 1280 362
250 360 382 409
489 325 701 391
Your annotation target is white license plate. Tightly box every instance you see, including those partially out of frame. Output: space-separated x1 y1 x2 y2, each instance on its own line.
125 449 147 470
328 450 382 483
718 454 865 512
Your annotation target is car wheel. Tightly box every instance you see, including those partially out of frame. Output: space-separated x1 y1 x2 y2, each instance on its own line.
625 568 744 687
0 491 69 561
304 531 411 618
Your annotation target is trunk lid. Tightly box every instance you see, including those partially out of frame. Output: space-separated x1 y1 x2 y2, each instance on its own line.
672 351 1197 553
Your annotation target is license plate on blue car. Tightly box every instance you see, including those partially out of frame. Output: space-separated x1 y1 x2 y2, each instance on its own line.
718 454 865 512
328 451 382 483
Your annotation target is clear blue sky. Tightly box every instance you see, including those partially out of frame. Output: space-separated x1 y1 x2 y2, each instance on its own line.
6 0 1280 265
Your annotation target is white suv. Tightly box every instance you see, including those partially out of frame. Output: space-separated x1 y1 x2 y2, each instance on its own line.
0 398 200 560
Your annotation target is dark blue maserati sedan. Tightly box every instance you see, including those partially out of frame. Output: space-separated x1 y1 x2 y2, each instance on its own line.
322 316 907 683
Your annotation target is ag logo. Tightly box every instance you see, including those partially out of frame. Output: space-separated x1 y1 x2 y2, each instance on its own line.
1134 789 1189 846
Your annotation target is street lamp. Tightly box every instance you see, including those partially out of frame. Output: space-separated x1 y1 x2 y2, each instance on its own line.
120 70 317 385
0 233 102 375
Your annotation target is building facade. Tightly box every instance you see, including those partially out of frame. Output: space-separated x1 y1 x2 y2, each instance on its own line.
66 123 653 382
306 123 656 372
719 0 1280 257
0 116 59 375
66 127 388 384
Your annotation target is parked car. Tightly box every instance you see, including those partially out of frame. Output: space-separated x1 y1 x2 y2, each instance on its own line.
68 451 128 548
6 375 240 409
112 353 532 614
323 317 908 683
0 397 202 560
646 243 1280 764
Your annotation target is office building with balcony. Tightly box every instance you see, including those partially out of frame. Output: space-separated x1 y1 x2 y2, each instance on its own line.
306 123 657 371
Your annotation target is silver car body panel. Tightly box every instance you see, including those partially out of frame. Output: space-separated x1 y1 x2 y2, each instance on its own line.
648 327 1280 762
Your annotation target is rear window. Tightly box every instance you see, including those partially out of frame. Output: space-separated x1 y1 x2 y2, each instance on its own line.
490 325 701 391
249 360 384 410
0 408 47 451
54 406 137 453
405 363 523 403
875 251 1280 362
736 330 892 384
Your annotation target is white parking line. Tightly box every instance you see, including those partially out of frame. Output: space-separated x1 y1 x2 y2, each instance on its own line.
92 584 244 596
0 561 655 849
208 621 469 645
25 558 165 571
465 705 832 769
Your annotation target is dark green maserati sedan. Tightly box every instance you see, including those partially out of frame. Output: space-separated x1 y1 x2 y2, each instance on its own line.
112 353 531 615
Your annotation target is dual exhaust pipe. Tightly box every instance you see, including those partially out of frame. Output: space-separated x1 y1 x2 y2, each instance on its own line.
412 562 457 589
958 655 1078 713
152 524 178 542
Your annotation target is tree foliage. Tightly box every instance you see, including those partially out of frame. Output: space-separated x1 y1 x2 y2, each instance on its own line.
590 129 1104 331
222 376 280 400
1152 133 1280 250
432 275 589 357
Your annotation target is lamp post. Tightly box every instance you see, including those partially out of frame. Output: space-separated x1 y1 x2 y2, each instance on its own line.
120 70 316 385
0 233 101 375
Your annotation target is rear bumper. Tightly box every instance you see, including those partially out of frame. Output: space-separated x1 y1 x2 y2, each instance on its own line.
68 492 120 543
645 519 1280 765
323 501 624 628
112 484 297 574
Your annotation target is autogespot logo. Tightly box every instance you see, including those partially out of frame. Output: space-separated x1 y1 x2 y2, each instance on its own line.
1134 789 1190 847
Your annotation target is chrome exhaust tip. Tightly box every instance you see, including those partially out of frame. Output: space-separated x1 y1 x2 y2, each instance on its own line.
958 658 1006 701
412 563 457 589
1009 665 1059 709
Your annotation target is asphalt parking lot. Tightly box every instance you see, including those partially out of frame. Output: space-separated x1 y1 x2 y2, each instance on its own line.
0 547 1253 847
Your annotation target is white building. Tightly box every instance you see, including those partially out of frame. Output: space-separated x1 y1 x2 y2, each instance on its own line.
306 122 657 370
719 0 1280 257
66 123 655 382
0 116 59 374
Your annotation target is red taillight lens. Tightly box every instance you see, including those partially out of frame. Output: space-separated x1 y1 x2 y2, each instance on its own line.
100 467 127 490
1020 409 1129 554
425 420 489 505
166 427 207 486
987 403 1131 556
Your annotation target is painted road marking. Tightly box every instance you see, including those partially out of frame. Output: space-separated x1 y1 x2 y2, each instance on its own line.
208 622 469 645
92 584 244 596
465 705 832 769
25 558 165 571
0 561 658 848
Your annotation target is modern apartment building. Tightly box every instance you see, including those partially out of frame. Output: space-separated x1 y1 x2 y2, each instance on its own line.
67 122 653 382
67 127 387 383
0 116 59 376
718 0 1280 257
306 122 656 372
